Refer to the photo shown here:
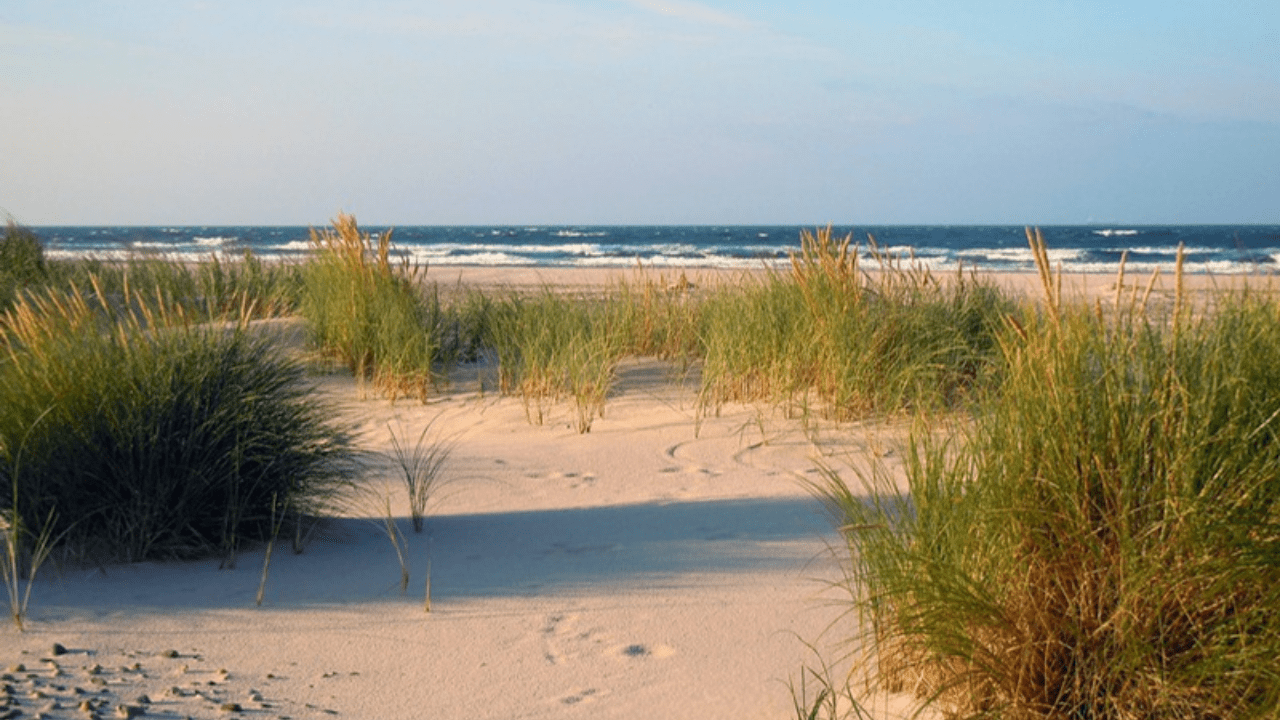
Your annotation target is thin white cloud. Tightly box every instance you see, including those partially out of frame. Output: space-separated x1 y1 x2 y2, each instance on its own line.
617 0 758 31
288 1 764 57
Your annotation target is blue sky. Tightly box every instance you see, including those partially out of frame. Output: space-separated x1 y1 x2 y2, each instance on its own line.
2 0 1277 225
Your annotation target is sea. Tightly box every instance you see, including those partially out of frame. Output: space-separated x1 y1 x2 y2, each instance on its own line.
27 225 1280 275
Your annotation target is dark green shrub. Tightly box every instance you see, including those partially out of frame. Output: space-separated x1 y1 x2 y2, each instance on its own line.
0 219 48 312
0 284 355 562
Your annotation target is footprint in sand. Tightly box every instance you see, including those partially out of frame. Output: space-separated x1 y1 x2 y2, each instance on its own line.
607 642 676 660
559 471 598 489
541 614 615 666
541 614 573 665
557 687 604 705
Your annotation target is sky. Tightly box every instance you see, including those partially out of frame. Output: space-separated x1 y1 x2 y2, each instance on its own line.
2 0 1277 226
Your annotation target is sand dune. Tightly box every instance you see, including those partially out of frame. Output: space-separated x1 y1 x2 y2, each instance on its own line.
5 266 1248 719
4 345 904 719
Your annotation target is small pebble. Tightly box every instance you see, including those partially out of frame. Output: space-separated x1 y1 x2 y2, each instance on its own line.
159 650 179 659
114 704 145 718
6 665 23 674
51 643 68 656
219 702 242 712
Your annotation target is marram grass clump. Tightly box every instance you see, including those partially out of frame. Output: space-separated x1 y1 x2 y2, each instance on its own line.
0 280 355 563
0 218 49 313
487 289 626 433
814 240 1280 719
699 226 1012 420
300 213 483 401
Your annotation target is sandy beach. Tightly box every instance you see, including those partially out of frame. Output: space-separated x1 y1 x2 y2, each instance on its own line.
2 265 1263 720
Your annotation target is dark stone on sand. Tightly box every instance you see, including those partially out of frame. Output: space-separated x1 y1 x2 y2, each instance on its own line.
51 644 68 656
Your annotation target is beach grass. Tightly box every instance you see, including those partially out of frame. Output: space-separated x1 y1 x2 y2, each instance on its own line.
11 213 1280 715
0 218 50 314
0 280 356 563
387 417 454 533
299 214 485 402
609 268 704 363
698 227 1013 421
296 219 1013 432
58 251 305 322
811 242 1280 719
487 289 627 432
4 216 305 326
2 413 60 630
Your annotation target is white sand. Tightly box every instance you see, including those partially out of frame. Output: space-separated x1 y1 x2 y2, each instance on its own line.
4 266 1256 720
5 351 900 720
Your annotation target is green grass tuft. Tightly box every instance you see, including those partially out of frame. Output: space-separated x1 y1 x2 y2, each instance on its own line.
487 289 626 432
0 217 50 313
699 227 1012 420
814 240 1280 719
299 213 483 401
0 282 355 562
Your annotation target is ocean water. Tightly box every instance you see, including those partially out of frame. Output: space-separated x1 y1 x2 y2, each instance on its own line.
28 225 1280 275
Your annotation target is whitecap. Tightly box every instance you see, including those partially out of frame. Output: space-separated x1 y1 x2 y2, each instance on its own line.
407 251 537 266
554 230 607 238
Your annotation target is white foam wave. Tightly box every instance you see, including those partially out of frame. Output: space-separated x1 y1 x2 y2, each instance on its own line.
570 255 789 270
554 230 608 238
273 240 314 252
411 242 608 256
1093 229 1139 237
405 250 537 266
45 249 133 262
194 235 235 246
1114 245 1218 256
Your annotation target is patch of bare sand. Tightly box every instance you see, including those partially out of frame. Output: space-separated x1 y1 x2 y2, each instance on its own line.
5 334 918 719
